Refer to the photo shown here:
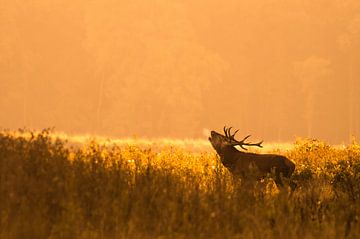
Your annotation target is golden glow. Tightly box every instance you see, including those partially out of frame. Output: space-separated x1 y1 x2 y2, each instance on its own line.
0 0 359 143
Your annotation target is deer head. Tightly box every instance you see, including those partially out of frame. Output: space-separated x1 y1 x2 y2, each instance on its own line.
209 126 263 153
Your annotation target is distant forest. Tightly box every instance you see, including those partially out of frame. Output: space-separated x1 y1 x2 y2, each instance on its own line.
1 0 359 143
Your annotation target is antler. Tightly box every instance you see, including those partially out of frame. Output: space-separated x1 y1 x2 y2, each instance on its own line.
236 135 263 150
224 126 239 139
223 126 228 137
223 126 263 150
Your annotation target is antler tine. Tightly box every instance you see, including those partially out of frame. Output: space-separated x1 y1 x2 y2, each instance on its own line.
231 129 239 139
239 134 251 143
223 126 228 137
254 140 264 148
239 145 249 150
227 127 232 137
242 139 264 148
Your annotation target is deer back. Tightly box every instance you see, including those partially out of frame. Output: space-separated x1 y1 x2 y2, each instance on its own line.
221 150 295 178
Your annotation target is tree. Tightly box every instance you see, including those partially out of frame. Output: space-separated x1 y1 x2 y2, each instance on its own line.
84 0 227 137
337 14 360 141
294 56 332 138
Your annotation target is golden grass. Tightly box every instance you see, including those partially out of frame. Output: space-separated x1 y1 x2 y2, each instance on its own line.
0 129 359 239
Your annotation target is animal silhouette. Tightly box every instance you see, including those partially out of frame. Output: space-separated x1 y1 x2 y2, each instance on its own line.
209 126 295 187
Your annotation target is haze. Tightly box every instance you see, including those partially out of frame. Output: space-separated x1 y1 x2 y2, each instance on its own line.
1 0 359 144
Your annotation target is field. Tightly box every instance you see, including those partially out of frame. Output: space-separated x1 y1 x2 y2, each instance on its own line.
1 129 360 239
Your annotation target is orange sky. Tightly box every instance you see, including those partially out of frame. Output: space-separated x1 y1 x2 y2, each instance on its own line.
0 0 359 143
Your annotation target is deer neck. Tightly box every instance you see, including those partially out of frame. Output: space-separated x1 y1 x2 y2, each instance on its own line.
217 145 240 158
215 145 243 169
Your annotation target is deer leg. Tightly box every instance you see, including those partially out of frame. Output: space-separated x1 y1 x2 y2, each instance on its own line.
274 173 284 188
289 180 298 191
275 172 297 192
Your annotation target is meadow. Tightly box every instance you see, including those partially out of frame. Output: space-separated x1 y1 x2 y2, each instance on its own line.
0 129 360 239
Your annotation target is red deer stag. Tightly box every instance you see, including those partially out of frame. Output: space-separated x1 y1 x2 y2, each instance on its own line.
208 126 295 187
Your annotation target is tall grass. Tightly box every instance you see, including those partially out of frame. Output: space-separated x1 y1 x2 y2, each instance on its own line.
0 129 359 239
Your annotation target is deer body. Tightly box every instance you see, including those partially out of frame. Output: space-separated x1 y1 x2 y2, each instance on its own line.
209 127 295 186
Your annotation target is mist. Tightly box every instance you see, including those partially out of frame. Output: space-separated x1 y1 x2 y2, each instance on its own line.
1 0 359 144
